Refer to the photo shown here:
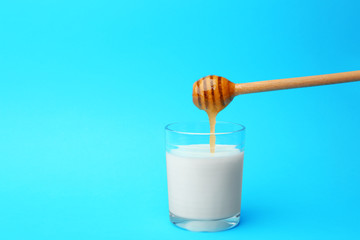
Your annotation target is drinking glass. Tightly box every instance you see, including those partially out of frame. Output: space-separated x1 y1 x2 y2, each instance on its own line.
165 121 245 232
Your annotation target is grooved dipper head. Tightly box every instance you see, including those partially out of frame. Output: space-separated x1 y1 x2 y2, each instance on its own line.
192 75 235 113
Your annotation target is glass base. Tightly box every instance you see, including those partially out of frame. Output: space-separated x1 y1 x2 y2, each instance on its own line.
169 212 240 232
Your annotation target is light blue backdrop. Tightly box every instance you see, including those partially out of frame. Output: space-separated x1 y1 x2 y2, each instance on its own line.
0 0 359 239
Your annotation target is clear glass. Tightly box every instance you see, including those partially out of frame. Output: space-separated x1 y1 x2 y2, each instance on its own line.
165 122 245 232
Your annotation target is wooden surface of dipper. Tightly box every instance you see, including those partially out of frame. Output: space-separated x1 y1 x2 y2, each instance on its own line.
193 71 360 153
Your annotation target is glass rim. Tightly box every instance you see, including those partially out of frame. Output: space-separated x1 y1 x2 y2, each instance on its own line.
165 121 246 136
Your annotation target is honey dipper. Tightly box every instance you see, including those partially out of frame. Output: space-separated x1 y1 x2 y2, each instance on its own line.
193 71 360 113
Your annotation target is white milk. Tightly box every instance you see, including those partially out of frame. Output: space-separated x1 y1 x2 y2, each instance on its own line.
166 144 244 220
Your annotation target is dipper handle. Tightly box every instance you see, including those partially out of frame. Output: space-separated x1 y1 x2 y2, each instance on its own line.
235 71 360 95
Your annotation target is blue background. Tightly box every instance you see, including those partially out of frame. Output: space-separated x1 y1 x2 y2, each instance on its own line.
0 0 359 239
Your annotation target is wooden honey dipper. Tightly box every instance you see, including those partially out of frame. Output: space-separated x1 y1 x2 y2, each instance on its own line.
192 71 360 153
193 71 360 113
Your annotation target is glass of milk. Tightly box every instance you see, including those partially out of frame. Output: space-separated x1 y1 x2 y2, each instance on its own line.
165 122 245 232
